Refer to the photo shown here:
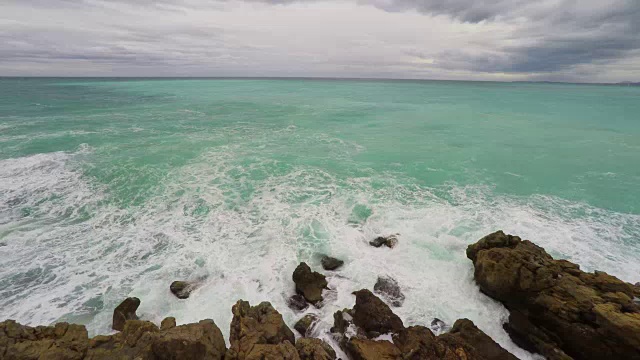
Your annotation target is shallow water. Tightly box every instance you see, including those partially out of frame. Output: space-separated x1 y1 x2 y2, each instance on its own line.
1 78 639 359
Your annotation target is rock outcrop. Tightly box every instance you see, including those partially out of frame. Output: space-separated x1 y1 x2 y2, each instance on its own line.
292 262 328 305
467 230 640 360
331 289 517 360
225 300 297 360
296 338 336 360
373 276 405 307
1 318 227 360
112 297 140 331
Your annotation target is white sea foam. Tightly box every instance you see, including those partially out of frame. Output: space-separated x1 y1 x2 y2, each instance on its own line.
0 147 638 360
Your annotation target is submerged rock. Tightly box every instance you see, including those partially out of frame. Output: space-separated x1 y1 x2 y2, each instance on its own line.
374 276 405 307
296 338 336 360
294 314 318 337
369 234 398 248
287 294 309 311
112 297 140 331
292 262 328 304
429 318 449 335
225 300 296 360
320 255 344 271
170 280 194 299
467 230 640 360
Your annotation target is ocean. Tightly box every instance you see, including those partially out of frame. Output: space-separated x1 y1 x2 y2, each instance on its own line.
1 78 639 359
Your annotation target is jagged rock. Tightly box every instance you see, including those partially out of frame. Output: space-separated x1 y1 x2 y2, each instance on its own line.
225 300 296 360
161 317 176 330
369 235 398 248
330 308 353 335
296 338 336 360
170 281 194 299
287 294 309 311
352 289 404 337
292 262 328 304
374 276 405 307
151 319 227 359
294 314 318 337
1 318 226 360
321 256 344 271
440 319 519 360
112 297 140 331
346 338 401 360
467 230 640 360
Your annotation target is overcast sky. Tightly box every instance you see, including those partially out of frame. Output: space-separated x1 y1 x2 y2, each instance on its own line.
1 0 639 82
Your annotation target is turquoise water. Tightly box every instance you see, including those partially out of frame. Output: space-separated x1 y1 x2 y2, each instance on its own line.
1 78 639 358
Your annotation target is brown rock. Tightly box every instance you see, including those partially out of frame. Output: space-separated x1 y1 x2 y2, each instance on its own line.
112 297 140 331
0 320 89 360
346 338 401 360
351 289 404 337
245 341 300 360
225 300 296 360
441 319 519 360
467 230 640 360
152 319 226 360
287 294 309 312
296 338 336 360
292 262 328 304
160 317 176 330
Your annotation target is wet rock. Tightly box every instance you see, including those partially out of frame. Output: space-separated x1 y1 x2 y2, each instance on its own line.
330 308 353 335
467 230 640 360
170 280 194 299
346 338 401 360
112 297 140 331
287 294 309 311
351 289 404 337
296 338 337 360
161 317 176 330
374 276 405 307
429 318 448 335
321 255 344 271
294 314 318 337
225 300 296 360
0 242 6 247
293 262 328 304
369 235 398 248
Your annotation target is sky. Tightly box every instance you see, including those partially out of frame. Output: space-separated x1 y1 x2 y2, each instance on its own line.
1 0 639 82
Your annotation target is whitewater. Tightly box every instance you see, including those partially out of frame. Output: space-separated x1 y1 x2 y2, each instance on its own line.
1 78 639 360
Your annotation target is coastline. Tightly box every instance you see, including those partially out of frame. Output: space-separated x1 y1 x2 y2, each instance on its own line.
3 231 639 359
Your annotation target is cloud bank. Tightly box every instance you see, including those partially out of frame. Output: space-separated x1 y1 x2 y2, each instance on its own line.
1 0 639 82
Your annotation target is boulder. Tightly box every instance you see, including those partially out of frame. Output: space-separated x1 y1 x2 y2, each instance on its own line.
287 294 309 312
296 338 336 360
112 297 140 331
151 319 227 359
430 318 449 335
170 281 194 299
321 256 344 271
467 230 640 360
369 235 398 248
294 314 318 337
439 319 519 360
292 262 328 304
351 289 404 337
225 300 296 360
373 276 405 307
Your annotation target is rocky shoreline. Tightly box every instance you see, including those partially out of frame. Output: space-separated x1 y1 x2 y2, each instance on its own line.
2 231 639 359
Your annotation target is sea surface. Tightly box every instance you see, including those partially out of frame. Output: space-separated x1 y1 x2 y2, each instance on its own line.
1 78 639 358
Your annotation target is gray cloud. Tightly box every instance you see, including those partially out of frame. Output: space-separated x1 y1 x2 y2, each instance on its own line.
1 0 639 81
